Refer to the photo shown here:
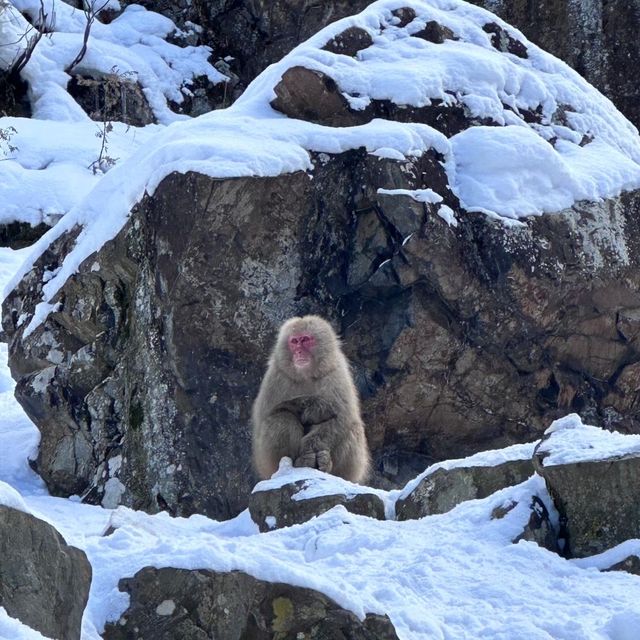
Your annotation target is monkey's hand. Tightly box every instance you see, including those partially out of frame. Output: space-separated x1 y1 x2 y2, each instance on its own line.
294 435 333 473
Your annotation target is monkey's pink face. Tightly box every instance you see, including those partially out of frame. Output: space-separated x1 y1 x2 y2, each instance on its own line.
288 333 316 369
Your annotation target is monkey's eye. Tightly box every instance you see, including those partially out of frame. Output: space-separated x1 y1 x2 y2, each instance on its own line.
290 337 299 345
300 335 310 344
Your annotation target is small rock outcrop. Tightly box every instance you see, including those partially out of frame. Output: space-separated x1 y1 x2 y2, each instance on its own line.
103 566 399 640
0 221 51 249
249 471 386 532
0 505 92 640
396 450 535 519
534 415 640 558
606 555 640 576
67 73 156 127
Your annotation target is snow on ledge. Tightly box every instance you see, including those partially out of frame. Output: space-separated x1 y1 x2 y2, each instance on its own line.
253 458 396 519
537 413 640 467
571 538 640 571
398 441 536 501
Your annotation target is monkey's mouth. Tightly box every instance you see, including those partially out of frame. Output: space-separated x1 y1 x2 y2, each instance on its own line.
293 354 311 368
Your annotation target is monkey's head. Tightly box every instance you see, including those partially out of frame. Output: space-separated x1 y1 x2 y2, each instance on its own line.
274 315 340 379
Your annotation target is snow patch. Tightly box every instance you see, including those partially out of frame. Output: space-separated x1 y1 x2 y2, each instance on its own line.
537 413 640 466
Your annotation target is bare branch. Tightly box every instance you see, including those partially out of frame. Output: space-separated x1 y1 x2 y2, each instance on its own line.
66 0 110 73
8 0 55 75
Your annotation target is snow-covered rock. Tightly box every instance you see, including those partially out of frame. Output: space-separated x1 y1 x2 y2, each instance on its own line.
103 566 399 640
249 462 387 532
396 442 535 519
534 414 640 558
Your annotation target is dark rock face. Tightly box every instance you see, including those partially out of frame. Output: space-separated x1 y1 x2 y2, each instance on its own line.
249 479 385 532
68 73 156 126
271 66 355 126
396 458 534 519
0 71 31 118
534 452 640 558
0 505 92 640
103 567 399 640
192 0 373 99
606 555 640 576
474 0 640 129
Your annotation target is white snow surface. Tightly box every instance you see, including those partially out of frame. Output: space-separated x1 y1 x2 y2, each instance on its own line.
0 0 221 228
2 249 640 638
537 413 640 467
4 0 640 336
0 608 50 640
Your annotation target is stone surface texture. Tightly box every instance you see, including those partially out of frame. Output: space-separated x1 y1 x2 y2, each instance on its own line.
534 451 640 558
0 505 92 640
396 459 535 519
103 566 399 640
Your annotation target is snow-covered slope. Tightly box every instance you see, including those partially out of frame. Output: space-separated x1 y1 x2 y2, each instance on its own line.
0 0 221 227
5 0 640 339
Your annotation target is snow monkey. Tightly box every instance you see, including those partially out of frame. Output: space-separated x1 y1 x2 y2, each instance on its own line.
252 315 371 483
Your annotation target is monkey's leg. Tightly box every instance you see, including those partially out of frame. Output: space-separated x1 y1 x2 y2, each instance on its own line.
261 410 304 474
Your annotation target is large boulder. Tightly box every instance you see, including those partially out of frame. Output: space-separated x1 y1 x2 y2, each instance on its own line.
103 566 399 640
4 2 640 519
126 0 640 131
0 503 92 640
534 414 640 558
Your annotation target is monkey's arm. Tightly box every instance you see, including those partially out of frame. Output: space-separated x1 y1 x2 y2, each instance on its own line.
273 396 337 432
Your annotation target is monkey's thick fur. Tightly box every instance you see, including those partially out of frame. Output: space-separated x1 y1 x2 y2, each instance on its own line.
252 315 371 483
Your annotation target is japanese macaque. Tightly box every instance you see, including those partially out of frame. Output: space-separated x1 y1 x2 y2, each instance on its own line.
252 315 371 483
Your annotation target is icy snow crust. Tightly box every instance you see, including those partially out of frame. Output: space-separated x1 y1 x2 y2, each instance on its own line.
538 413 640 466
5 0 640 335
3 248 640 637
